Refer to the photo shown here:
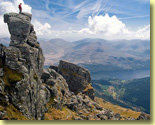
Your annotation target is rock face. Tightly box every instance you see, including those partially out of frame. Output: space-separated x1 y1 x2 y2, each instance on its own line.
4 13 32 43
58 60 94 100
0 12 150 120
58 60 91 93
1 13 45 119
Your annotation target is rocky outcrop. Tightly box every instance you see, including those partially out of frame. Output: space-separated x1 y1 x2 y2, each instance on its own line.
137 113 150 120
58 60 95 100
58 61 92 91
41 65 100 117
1 12 45 119
0 12 150 120
4 13 32 43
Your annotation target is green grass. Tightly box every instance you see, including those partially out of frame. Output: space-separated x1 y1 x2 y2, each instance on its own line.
101 85 109 90
103 91 110 95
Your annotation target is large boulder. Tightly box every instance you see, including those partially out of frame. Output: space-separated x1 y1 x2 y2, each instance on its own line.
58 60 91 94
4 13 32 42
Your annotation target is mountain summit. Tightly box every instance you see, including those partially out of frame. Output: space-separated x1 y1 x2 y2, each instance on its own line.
0 13 149 120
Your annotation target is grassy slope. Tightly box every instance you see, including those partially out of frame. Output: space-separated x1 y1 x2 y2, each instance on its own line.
95 97 141 119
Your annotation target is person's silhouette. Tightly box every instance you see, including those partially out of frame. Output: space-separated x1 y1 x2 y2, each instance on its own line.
18 3 22 14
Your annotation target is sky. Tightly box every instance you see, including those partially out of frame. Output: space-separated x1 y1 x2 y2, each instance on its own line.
0 0 150 41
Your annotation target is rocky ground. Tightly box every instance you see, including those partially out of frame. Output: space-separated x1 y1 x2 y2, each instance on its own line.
0 12 150 120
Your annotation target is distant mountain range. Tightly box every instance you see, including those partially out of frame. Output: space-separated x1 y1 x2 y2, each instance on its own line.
39 38 150 71
0 37 9 46
0 38 150 71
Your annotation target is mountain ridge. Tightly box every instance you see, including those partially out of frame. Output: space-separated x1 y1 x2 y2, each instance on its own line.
38 38 150 72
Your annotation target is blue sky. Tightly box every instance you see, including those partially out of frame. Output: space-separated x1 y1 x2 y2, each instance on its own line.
25 0 150 27
0 0 150 41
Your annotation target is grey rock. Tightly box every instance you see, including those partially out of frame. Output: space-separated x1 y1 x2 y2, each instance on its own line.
4 13 32 42
0 78 4 94
0 111 7 119
0 44 6 58
41 69 51 82
0 68 3 77
58 60 91 94
96 114 108 120
75 117 83 120
83 98 90 104
114 113 121 120
49 65 58 72
0 94 9 106
93 103 103 110
19 65 28 73
80 115 87 119
127 117 136 120
4 46 22 69
48 86 58 97
2 12 45 120
4 13 18 23
77 95 83 102
46 78 56 86
105 110 113 119
137 113 150 120
82 88 95 100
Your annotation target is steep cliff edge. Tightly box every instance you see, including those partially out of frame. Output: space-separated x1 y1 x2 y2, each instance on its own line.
0 13 149 120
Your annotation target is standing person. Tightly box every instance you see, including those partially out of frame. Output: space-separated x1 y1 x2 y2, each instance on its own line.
18 3 22 14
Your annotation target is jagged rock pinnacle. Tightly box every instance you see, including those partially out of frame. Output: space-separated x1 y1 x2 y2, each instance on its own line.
1 12 45 119
4 13 32 44
4 13 39 48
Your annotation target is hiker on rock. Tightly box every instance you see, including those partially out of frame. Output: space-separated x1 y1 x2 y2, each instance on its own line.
18 3 22 14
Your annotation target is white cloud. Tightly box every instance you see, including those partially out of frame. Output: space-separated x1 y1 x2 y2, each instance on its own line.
32 20 70 38
0 0 31 14
0 16 9 37
135 25 150 39
90 14 129 35
78 13 130 36
33 20 54 37
78 14 150 40
76 0 101 19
